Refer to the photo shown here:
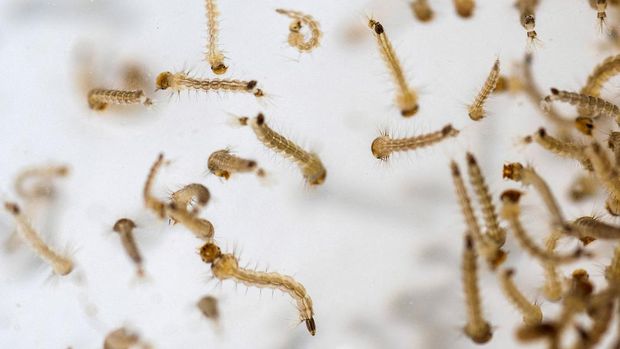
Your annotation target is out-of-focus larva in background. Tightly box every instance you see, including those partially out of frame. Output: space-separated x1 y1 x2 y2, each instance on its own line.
410 0 434 22
112 218 144 277
453 0 475 18
103 327 151 349
516 0 539 45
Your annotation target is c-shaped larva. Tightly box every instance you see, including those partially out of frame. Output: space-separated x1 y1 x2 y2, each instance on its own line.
199 242 316 336
208 149 265 180
454 0 475 18
410 0 434 22
372 124 459 160
170 183 211 218
523 128 592 171
4 202 73 275
155 71 264 97
275 9 322 52
581 54 620 103
205 0 227 75
104 327 151 349
238 114 326 186
584 142 620 216
468 58 500 121
112 218 144 277
87 88 152 111
461 234 493 344
368 19 419 117
516 0 538 44
499 268 543 326
14 165 69 199
542 88 620 123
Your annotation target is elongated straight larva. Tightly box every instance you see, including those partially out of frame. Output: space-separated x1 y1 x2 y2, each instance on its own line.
461 234 493 344
14 165 69 199
368 19 419 117
584 142 620 215
197 295 220 321
410 0 434 22
155 72 264 97
469 58 500 121
207 149 264 180
451 162 506 269
454 0 475 18
112 218 144 277
542 88 620 123
517 0 538 43
4 202 73 275
104 327 151 349
581 54 620 100
205 0 227 74
372 124 459 160
239 114 326 185
87 88 152 111
571 216 620 240
199 242 316 336
500 190 584 263
170 183 211 217
523 128 592 170
466 153 506 246
275 9 322 52
499 268 543 326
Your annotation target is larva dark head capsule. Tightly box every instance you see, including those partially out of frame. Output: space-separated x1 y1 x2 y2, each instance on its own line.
200 243 222 263
400 104 419 117
500 189 523 204
305 317 316 336
155 72 174 90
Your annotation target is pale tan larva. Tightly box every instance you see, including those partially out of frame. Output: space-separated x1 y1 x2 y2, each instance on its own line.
499 268 543 326
207 149 264 180
542 88 620 123
368 19 419 117
197 295 220 322
573 292 614 349
581 54 620 100
372 124 459 161
275 9 322 52
199 242 316 336
570 216 620 241
410 0 434 22
468 58 500 121
170 183 211 217
240 114 326 186
454 0 475 18
205 0 227 75
517 0 538 43
591 0 608 31
461 234 493 344
122 63 149 91
607 131 620 166
14 165 69 200
523 128 592 170
584 142 620 215
155 72 264 97
568 174 598 202
112 218 144 277
104 327 151 349
4 202 73 275
605 244 620 284
87 88 152 111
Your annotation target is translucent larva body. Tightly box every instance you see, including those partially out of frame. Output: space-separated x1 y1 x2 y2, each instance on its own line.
87 88 152 111
461 234 493 344
205 0 227 74
469 59 500 121
170 183 210 217
104 328 151 349
275 9 321 52
14 165 69 199
542 88 620 123
584 142 620 216
155 72 264 97
197 295 220 321
207 149 263 179
581 54 620 101
372 124 459 160
524 128 592 170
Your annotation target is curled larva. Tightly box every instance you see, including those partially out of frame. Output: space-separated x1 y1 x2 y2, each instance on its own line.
87 88 152 111
14 165 69 199
275 9 321 52
112 218 144 277
155 71 264 97
499 268 543 326
468 58 500 121
207 149 264 180
199 242 316 336
581 54 620 102
372 124 459 160
461 234 493 344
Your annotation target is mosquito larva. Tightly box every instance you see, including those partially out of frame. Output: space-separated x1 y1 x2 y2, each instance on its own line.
581 54 620 102
372 124 459 161
204 0 227 74
143 153 167 218
607 194 620 216
87 88 152 111
199 242 316 336
466 152 506 246
592 0 608 30
122 63 149 91
454 0 475 18
468 58 500 121
155 72 264 97
575 116 595 136
275 9 322 52
569 174 598 202
584 142 620 215
451 162 506 269
207 149 264 180
605 244 620 284
170 183 211 217
410 0 434 22
197 295 220 321
368 19 419 117
574 293 614 349
517 0 538 43
570 216 620 241
112 218 144 277
542 231 564 302
4 202 73 275
607 131 620 165
104 327 151 349
515 323 558 344
499 268 543 326
461 234 493 344
542 88 620 123
14 165 69 199
239 114 326 186
523 128 592 170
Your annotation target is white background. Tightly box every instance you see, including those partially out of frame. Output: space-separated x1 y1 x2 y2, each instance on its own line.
0 0 619 348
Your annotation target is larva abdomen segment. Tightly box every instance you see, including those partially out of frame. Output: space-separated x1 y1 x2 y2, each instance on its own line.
205 0 227 75
371 124 459 160
542 88 620 123
581 54 620 104
87 88 152 111
207 149 259 179
469 58 500 121
155 72 264 97
275 9 322 52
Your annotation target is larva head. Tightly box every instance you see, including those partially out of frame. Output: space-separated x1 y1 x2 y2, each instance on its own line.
199 243 221 263
455 1 474 18
197 295 220 319
155 71 175 90
571 269 594 298
523 14 536 31
468 108 485 121
502 163 524 181
305 317 316 336
464 321 493 344
211 63 228 75
368 19 384 34
113 218 136 235
575 117 594 136
246 81 264 97
371 136 391 160
442 124 459 138
550 87 560 96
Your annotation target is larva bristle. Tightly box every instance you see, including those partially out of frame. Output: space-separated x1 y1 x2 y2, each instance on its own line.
372 124 459 160
205 0 227 75
276 9 322 52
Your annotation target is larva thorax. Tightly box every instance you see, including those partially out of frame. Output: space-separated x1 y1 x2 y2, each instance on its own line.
207 149 259 180
371 124 459 160
155 72 264 97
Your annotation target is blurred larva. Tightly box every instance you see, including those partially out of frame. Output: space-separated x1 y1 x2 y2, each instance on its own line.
461 234 493 344
605 244 620 284
205 0 227 74
122 63 149 91
499 268 543 326
275 9 321 52
4 202 73 276
199 242 316 336
515 323 558 344
542 88 620 123
410 0 434 22
542 231 563 302
584 142 620 215
104 327 151 349
207 149 264 180
607 131 620 165
523 128 592 170
238 114 326 186
368 19 419 117
197 295 220 322
454 0 475 18
581 54 620 104
112 218 144 277
573 291 614 349
155 72 264 97
14 165 69 200
372 124 459 161
87 88 152 111
568 174 598 202
590 0 608 31
170 183 211 217
469 58 500 121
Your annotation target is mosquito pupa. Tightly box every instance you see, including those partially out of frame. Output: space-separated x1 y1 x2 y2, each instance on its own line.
14 165 69 200
275 9 322 52
155 72 264 97
238 114 326 185
454 0 475 18
499 268 543 326
461 234 493 344
207 149 265 180
584 142 620 215
451 162 506 269
4 202 73 275
204 0 227 74
575 116 595 136
368 19 419 117
524 128 592 170
468 58 500 121
542 88 620 123
197 295 220 322
112 218 144 277
466 152 506 246
87 88 152 111
410 0 434 22
170 183 211 217
199 242 316 336
581 54 620 102
104 327 151 349
569 174 598 202
372 124 459 161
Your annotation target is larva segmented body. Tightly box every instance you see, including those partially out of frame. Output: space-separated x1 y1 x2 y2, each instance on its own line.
524 128 592 170
584 142 620 216
542 231 563 302
372 124 459 160
571 216 620 240
207 149 263 179
87 88 152 111
469 59 500 121
275 9 321 52
199 243 316 336
155 72 264 97
205 0 227 74
499 268 543 326
542 88 620 123
461 234 493 344
113 218 144 277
